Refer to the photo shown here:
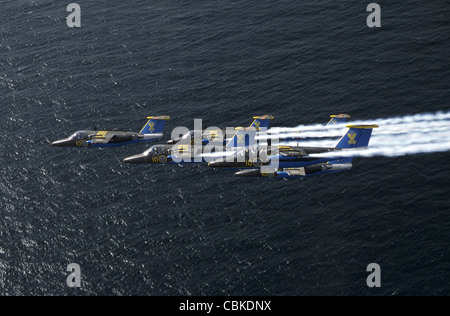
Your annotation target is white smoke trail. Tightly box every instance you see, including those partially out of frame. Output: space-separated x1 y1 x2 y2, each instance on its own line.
273 111 450 158
264 112 450 141
309 141 450 159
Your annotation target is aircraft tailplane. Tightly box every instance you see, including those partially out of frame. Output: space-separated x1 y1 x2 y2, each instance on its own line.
326 114 350 126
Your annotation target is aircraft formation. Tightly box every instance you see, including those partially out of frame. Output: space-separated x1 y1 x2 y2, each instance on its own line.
52 114 379 179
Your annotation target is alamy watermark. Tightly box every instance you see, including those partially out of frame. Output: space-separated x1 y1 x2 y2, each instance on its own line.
366 263 381 288
66 263 82 288
67 3 81 28
367 3 381 28
168 119 280 172
66 4 381 29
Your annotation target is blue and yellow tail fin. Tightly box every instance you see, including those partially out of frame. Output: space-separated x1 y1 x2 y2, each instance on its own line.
326 114 351 126
140 116 171 134
336 125 378 149
226 115 274 148
226 128 256 148
249 115 275 130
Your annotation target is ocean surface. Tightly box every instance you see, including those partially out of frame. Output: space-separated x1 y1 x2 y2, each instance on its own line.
1 0 449 295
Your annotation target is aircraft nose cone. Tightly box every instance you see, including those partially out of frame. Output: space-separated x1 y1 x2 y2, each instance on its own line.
208 161 225 168
51 139 71 147
166 139 176 145
208 161 245 169
208 161 238 168
123 154 148 164
235 169 262 177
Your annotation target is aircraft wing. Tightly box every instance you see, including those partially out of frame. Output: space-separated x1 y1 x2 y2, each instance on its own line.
90 131 115 144
277 146 309 157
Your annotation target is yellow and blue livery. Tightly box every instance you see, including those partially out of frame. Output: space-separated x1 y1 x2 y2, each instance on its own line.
210 125 379 178
51 116 170 148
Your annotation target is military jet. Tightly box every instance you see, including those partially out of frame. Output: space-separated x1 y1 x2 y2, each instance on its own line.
51 116 170 148
267 114 350 142
207 114 353 170
208 125 379 178
123 115 275 164
166 115 275 146
168 114 349 146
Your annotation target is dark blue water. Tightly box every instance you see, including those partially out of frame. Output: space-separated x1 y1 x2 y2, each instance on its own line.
1 0 449 295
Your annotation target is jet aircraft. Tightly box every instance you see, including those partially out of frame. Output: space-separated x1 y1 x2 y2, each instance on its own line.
167 115 275 146
123 116 275 164
51 116 170 148
209 125 378 178
270 114 351 142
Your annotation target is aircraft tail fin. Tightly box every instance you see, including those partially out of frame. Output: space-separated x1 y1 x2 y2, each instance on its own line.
249 115 275 130
225 115 274 148
335 125 378 149
140 116 171 134
226 128 256 148
326 114 351 126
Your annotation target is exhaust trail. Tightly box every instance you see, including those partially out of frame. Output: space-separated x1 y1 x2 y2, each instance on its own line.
273 111 450 158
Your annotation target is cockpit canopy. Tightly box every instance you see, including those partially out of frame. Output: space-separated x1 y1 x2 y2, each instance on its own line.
183 131 195 139
67 131 96 141
279 149 307 157
144 145 166 156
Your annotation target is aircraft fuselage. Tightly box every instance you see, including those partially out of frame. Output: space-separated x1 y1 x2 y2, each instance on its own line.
52 130 163 148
